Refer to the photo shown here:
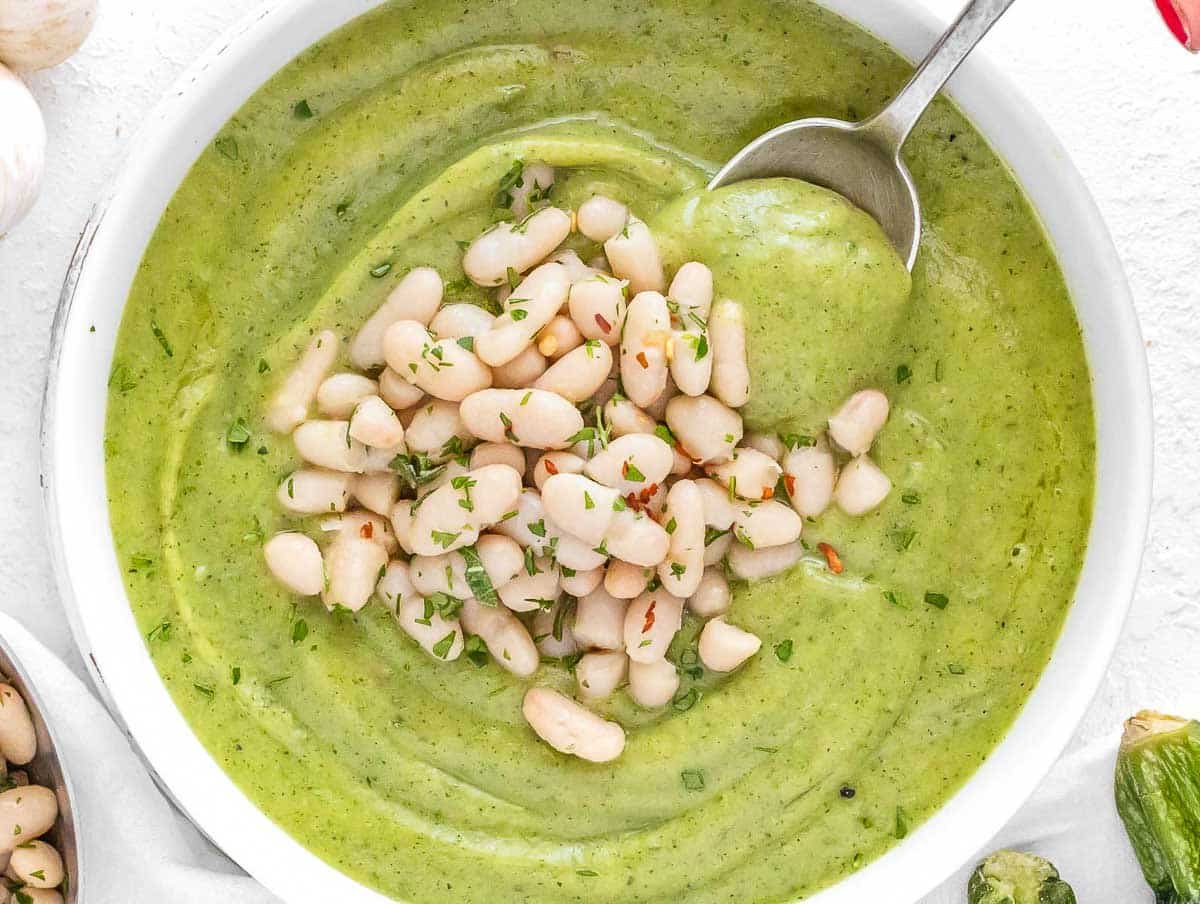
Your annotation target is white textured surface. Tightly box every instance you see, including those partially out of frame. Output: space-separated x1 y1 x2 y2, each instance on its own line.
0 0 1195 870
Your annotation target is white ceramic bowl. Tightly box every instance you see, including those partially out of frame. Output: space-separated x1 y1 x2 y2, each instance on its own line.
40 1 1153 902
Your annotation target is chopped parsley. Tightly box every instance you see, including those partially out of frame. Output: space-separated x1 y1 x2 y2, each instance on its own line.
774 639 793 662
680 769 705 792
924 591 950 610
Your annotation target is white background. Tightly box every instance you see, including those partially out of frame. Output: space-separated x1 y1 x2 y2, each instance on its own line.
0 0 1197 829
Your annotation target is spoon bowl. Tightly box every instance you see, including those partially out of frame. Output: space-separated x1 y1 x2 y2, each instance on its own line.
709 116 921 270
710 0 1015 269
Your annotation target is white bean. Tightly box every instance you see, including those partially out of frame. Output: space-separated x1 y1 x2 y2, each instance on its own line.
475 263 571 366
834 455 892 515
709 448 783 502
669 327 713 397
522 687 625 762
671 447 693 476
534 340 612 402
383 320 493 402
560 565 604 598
506 162 555 220
9 840 63 889
491 488 552 551
704 530 733 566
727 540 803 580
623 588 683 663
376 560 419 615
743 432 785 462
604 559 651 599
576 651 628 701
657 479 705 598
573 586 628 650
316 372 378 418
429 303 495 340
544 519 608 572
604 216 664 294
536 314 583 360
403 399 471 460
13 888 63 904
319 510 398 554
585 433 673 495
350 267 443 368
603 396 656 439
643 376 676 422
733 500 803 549
688 567 731 617
783 439 837 518
666 395 742 465
533 602 578 658
459 388 583 450
409 464 522 555
0 685 35 766
277 468 351 514
497 558 559 612
694 477 737 529
293 420 368 473
568 275 627 344
492 344 549 388
352 472 400 516
463 207 572 287
263 533 324 596
378 367 426 411
709 299 750 408
416 459 469 499
470 441 527 475
698 618 761 672
828 389 890 456
577 195 629 243
604 507 670 568
628 658 680 708
549 249 597 284
533 451 586 490
396 595 464 661
266 330 338 434
0 786 57 854
389 502 416 555
620 291 671 408
349 395 406 449
322 535 388 612
668 261 714 319
462 599 539 676
541 474 619 546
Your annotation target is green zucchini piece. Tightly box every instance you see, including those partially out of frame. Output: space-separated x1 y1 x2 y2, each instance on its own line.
460 545 499 606
967 850 1077 904
1116 710 1200 904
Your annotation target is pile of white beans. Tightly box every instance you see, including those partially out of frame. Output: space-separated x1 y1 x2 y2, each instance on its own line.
0 683 67 904
262 163 892 762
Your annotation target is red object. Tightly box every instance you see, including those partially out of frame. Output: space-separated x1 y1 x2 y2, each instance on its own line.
817 542 844 575
1157 0 1198 50
642 600 657 633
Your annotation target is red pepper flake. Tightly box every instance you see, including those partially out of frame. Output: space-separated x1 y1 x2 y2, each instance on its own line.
784 474 796 497
636 351 649 369
544 459 559 475
625 492 641 511
641 600 657 633
817 542 844 575
360 522 375 539
640 483 657 505
761 486 774 500
595 313 612 334
621 461 630 478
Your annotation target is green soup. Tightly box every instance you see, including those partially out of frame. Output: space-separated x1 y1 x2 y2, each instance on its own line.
104 0 1094 900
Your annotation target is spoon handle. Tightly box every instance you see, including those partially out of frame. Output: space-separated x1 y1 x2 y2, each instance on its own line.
861 0 1017 153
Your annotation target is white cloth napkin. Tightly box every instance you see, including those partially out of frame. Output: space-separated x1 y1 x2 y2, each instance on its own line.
0 612 279 904
920 733 1153 903
0 609 1156 904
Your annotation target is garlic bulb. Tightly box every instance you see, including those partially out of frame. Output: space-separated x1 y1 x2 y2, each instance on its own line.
0 0 97 71
0 62 46 235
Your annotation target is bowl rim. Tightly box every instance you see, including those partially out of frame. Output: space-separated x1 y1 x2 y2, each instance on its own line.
39 0 1153 902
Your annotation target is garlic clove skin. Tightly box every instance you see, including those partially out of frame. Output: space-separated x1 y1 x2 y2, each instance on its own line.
0 62 45 235
0 0 98 71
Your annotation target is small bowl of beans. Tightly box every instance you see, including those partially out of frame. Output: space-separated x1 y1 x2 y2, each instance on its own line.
0 636 79 904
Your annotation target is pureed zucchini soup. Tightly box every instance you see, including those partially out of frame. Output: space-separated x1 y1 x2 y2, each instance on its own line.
104 0 1094 900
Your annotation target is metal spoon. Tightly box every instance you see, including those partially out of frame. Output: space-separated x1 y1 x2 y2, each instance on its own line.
709 0 1016 270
